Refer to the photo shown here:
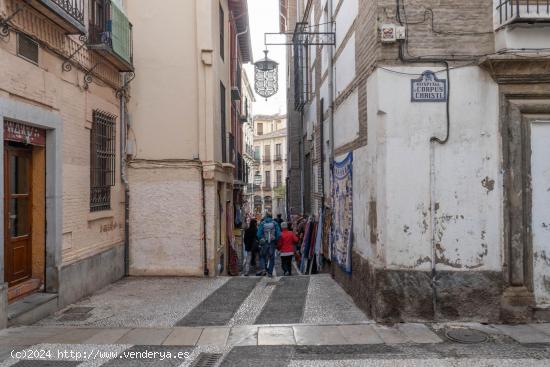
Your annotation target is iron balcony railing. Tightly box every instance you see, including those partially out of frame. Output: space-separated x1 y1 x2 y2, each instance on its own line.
263 157 272 163
88 0 134 71
33 0 86 33
495 0 550 27
274 154 283 161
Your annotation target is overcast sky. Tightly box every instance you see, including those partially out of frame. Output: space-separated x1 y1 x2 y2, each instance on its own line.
244 0 287 116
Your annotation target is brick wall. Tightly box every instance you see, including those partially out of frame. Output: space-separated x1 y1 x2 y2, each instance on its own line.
0 19 124 266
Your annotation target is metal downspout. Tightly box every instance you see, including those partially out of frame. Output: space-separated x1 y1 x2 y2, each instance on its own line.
398 40 452 319
119 82 130 277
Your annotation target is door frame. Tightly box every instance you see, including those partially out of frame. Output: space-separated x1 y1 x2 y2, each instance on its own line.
0 97 63 326
3 146 34 287
501 93 550 299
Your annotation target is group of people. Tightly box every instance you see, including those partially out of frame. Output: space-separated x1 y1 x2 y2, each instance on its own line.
243 213 299 277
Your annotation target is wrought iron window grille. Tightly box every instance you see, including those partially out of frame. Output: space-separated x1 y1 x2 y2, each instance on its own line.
90 110 116 212
49 0 85 25
496 0 550 27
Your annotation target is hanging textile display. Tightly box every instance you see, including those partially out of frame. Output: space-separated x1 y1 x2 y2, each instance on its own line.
322 207 332 259
331 152 353 273
315 212 324 269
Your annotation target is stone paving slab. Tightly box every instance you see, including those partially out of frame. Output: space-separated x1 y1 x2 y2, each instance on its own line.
196 327 230 346
338 324 384 344
162 327 203 346
0 328 66 346
531 323 550 336
257 326 295 345
493 324 550 343
397 323 442 344
45 329 104 345
114 328 172 345
293 325 347 345
371 325 410 344
82 329 131 345
227 325 259 346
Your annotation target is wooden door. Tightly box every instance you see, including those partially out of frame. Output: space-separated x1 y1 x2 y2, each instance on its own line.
4 146 33 287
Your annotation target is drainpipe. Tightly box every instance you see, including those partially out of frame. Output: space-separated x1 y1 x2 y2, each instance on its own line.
199 161 209 276
398 41 451 319
327 0 335 199
119 80 130 277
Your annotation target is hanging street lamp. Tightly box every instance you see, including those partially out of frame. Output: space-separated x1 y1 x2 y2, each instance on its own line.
254 50 278 100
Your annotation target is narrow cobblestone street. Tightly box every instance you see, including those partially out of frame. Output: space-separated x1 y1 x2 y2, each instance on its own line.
0 275 549 366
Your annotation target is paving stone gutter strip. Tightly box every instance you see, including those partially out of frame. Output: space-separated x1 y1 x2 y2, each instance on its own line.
255 276 310 325
176 278 261 327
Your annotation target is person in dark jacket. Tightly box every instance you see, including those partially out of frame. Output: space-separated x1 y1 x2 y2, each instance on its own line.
243 219 258 276
275 213 284 226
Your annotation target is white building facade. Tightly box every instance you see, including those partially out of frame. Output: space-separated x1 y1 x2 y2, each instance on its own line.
284 0 550 322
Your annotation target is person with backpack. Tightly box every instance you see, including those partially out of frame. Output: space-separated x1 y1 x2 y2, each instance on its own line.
256 213 281 277
277 222 299 276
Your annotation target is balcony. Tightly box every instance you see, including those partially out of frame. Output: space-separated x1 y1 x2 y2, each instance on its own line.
30 0 86 34
262 185 272 191
495 0 550 28
263 157 272 163
88 0 134 71
274 154 283 161
494 1 550 51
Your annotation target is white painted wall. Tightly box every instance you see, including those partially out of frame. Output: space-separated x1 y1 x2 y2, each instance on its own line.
365 66 502 272
531 120 550 308
334 34 356 95
352 145 371 259
334 0 358 49
333 90 359 149
495 27 550 52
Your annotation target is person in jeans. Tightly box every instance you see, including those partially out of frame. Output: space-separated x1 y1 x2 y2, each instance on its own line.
277 222 299 276
256 213 281 277
243 219 258 276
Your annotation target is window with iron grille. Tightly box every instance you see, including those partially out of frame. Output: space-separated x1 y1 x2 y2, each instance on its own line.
90 110 116 212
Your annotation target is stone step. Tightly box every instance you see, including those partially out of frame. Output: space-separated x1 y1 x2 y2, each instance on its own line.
8 293 59 327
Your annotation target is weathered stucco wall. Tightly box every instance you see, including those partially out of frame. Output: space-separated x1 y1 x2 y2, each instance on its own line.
128 164 204 276
366 66 501 272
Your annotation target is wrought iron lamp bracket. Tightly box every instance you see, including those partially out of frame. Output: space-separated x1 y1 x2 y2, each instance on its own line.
264 22 336 47
83 62 102 90
0 0 31 38
62 35 88 72
116 72 136 99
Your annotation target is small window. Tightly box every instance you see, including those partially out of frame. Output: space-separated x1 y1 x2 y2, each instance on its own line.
219 4 224 60
276 143 282 157
17 33 38 64
90 110 116 212
257 123 263 135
